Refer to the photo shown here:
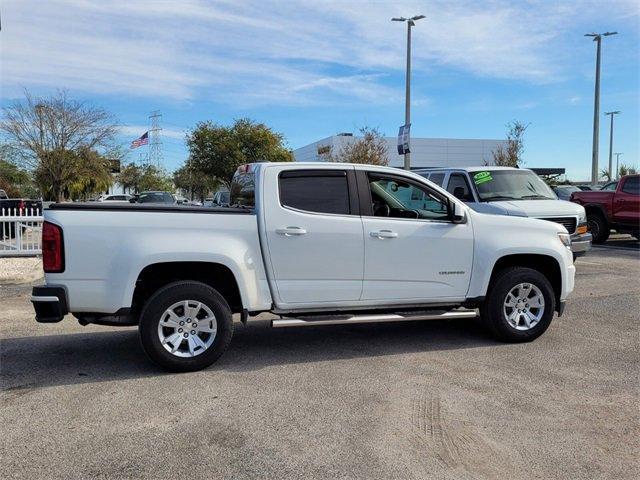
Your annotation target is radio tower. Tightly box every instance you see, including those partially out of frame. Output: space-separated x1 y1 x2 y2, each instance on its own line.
149 110 163 167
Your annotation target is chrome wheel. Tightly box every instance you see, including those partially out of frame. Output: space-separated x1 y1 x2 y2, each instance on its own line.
157 300 217 358
503 283 545 331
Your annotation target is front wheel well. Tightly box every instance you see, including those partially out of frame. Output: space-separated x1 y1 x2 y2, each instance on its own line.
488 254 562 309
131 262 243 315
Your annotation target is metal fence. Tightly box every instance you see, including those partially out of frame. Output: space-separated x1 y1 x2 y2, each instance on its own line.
0 208 43 257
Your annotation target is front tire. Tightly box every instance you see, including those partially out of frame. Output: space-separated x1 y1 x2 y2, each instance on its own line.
481 267 556 343
587 212 610 244
139 281 234 372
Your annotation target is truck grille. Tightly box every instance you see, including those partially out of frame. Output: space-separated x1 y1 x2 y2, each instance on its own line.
539 217 576 234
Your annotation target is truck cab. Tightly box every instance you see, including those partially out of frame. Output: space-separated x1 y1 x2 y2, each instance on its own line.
416 166 592 257
570 174 640 243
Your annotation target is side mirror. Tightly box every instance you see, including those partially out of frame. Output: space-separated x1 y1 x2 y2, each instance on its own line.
451 201 466 224
453 186 465 200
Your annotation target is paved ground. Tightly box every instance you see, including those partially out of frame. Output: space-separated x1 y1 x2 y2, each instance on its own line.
1 242 638 479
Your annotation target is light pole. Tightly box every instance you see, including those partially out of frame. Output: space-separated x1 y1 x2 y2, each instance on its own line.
585 31 617 186
614 152 623 180
392 14 425 170
604 110 620 180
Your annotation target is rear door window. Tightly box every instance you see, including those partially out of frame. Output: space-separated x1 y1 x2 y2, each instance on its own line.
279 170 350 215
622 176 639 195
429 173 445 187
446 173 474 201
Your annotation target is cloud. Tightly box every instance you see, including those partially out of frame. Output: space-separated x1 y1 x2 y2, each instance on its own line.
1 0 638 106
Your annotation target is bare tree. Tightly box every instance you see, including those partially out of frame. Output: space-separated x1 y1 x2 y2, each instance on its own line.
492 120 529 167
1 90 120 201
323 127 389 166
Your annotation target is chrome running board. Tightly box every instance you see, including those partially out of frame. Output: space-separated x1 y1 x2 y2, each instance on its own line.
271 309 477 328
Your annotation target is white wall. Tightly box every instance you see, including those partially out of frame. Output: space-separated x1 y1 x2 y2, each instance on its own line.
294 135 505 168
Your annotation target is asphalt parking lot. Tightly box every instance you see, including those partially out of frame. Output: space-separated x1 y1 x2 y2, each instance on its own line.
1 240 639 480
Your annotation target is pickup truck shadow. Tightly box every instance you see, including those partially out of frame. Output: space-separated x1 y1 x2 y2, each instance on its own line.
1 317 496 390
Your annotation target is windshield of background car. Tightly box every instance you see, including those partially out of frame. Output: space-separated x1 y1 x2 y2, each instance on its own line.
473 170 556 201
139 192 171 203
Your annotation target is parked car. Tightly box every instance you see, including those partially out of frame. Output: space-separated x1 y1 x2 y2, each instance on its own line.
1 189 42 239
211 190 230 207
416 167 591 257
203 197 215 207
99 194 133 202
600 181 618 191
0 189 41 213
32 162 576 372
570 174 639 243
131 191 176 204
553 185 582 201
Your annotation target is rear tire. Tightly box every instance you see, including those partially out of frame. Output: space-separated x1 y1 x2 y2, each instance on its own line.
481 267 555 343
139 281 234 372
587 212 610 244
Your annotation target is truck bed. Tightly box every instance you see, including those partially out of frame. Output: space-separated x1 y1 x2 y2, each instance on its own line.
48 203 252 214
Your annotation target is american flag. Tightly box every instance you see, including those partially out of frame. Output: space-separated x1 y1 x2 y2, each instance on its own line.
130 131 149 149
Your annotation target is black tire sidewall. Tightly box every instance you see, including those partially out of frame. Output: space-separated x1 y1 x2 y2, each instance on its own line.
139 281 233 372
588 213 609 244
482 267 556 343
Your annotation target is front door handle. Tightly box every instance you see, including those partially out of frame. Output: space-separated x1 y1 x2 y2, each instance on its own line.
370 230 398 239
276 226 307 236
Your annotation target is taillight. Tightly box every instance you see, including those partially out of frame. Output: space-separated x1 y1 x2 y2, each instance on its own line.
18 200 25 213
42 221 64 273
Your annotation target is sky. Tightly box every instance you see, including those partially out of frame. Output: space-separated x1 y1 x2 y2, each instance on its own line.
1 0 638 181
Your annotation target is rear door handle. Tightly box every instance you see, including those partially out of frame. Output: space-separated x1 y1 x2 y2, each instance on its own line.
370 230 398 239
276 226 307 236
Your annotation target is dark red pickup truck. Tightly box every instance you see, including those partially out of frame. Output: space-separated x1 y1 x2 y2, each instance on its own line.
570 175 639 243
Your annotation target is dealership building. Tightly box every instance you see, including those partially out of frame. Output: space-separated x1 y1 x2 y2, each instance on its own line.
293 133 506 169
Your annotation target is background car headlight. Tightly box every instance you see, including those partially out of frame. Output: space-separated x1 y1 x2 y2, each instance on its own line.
558 232 572 249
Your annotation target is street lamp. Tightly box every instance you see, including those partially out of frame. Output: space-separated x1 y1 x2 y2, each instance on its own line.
614 152 623 180
585 31 618 186
604 110 620 180
392 14 425 170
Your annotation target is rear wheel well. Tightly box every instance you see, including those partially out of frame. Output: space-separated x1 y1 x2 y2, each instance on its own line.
584 205 607 222
488 254 562 308
132 262 242 315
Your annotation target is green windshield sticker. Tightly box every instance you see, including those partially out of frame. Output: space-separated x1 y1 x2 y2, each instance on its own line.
473 171 493 185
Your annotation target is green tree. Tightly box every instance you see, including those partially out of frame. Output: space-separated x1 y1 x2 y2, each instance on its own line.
321 127 389 165
599 168 612 181
187 118 293 187
117 163 143 193
173 163 219 201
0 145 38 198
32 147 112 200
492 120 529 167
138 164 173 192
0 90 120 201
67 148 113 200
618 163 637 177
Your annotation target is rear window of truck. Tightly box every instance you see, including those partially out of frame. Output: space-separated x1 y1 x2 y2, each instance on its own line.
279 170 350 215
230 168 256 208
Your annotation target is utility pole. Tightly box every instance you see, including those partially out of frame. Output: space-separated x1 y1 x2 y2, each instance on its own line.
392 14 425 170
614 152 623 180
605 111 620 180
149 110 163 168
585 31 618 186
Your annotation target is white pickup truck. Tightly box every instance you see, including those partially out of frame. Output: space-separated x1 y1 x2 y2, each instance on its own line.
32 162 576 371
415 166 592 257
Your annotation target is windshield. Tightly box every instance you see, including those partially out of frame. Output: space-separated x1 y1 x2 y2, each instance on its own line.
472 170 556 201
139 192 174 203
